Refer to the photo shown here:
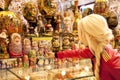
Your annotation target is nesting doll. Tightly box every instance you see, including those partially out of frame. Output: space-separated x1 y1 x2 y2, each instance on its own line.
31 40 38 54
9 33 23 58
23 38 31 55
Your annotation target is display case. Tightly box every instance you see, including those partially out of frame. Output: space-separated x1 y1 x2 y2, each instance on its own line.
0 58 95 80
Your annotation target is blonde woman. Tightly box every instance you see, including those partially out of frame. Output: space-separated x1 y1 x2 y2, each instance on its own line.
56 14 120 80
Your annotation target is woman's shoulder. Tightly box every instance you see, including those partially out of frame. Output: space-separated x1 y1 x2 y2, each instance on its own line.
104 44 120 68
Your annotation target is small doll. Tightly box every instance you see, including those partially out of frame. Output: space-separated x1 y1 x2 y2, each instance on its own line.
62 33 71 50
32 40 38 52
23 55 29 68
45 19 53 35
0 29 9 58
9 33 23 58
52 32 60 52
23 38 31 55
63 11 72 33
56 15 63 33
29 50 37 71
38 40 45 57
37 15 45 36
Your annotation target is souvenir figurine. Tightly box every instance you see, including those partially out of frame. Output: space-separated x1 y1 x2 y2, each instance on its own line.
73 32 80 50
73 9 81 33
9 33 23 58
23 38 31 56
52 31 60 52
38 40 45 57
55 14 63 33
50 0 57 8
63 11 72 33
23 55 29 68
44 19 53 36
0 0 5 10
62 33 71 50
38 0 57 19
37 15 45 37
28 50 36 71
32 40 38 53
93 0 109 14
0 29 9 58
23 2 38 36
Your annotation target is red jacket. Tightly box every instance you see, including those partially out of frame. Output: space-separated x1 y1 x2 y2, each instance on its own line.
57 45 120 80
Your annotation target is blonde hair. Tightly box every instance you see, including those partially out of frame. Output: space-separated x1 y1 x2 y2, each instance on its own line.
78 14 113 80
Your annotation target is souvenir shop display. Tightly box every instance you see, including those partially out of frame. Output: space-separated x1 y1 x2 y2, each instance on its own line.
0 0 97 80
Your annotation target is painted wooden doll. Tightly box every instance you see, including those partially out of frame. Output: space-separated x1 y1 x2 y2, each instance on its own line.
23 38 31 55
9 33 23 58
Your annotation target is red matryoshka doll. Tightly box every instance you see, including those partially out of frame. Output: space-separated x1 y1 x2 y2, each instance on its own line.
9 33 23 58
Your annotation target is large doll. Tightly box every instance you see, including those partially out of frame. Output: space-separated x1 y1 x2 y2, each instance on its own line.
9 33 23 58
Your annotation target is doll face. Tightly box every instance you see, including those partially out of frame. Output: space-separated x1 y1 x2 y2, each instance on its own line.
14 36 21 44
63 17 71 26
24 39 31 46
32 41 38 47
11 33 21 45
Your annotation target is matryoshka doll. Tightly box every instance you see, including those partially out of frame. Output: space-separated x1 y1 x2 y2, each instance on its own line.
9 33 23 58
29 50 36 71
32 40 38 52
38 40 45 57
23 38 31 56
